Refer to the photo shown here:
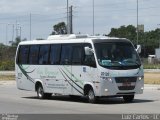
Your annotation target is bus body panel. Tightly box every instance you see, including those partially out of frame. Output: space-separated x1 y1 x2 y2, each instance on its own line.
98 66 144 96
16 64 35 91
15 64 98 96
15 35 144 98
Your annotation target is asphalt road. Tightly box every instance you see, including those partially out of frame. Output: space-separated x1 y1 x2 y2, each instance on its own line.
0 83 160 114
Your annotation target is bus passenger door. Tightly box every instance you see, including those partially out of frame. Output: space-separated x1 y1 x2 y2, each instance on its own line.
82 43 99 95
60 44 72 95
71 44 98 96
71 45 84 96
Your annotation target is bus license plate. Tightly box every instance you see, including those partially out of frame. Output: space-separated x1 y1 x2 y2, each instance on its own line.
122 82 131 86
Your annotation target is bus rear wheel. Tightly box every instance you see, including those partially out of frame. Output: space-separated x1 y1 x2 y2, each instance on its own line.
37 85 52 99
123 95 134 103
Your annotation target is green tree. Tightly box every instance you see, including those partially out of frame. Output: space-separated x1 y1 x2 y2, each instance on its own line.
11 37 26 47
0 43 5 61
12 37 21 47
108 25 137 44
108 25 160 56
51 22 67 35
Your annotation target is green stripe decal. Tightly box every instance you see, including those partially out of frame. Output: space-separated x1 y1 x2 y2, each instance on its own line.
60 69 83 90
63 66 84 86
59 69 83 95
18 64 35 84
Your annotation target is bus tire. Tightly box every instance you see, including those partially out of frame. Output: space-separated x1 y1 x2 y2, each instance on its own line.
37 85 52 99
123 95 134 103
87 89 97 103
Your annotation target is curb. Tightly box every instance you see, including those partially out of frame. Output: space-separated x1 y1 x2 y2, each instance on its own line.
144 84 160 90
0 81 16 85
0 71 15 75
144 69 160 73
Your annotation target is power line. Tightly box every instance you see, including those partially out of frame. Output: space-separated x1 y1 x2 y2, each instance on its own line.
0 5 159 23
0 12 66 20
78 1 129 8
74 14 160 19
78 5 160 13
20 17 66 25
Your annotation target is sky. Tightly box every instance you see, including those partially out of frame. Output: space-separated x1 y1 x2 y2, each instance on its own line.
0 0 160 45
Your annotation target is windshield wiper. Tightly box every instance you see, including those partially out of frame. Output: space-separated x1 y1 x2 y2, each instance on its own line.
110 61 125 66
122 59 141 66
134 61 141 66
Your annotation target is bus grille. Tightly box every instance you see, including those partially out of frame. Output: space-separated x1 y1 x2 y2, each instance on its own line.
115 77 137 83
115 77 137 90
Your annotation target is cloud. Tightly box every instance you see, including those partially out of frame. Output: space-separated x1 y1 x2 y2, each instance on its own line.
0 0 160 44
0 0 65 14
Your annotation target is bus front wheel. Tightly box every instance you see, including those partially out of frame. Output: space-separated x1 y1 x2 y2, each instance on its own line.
87 89 97 103
123 95 134 103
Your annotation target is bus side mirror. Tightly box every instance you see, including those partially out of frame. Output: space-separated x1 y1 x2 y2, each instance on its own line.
84 47 94 55
136 45 141 54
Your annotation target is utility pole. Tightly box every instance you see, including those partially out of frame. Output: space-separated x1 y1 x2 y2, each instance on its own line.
20 26 22 40
16 20 18 38
67 0 69 34
6 24 8 45
137 0 139 45
12 24 14 42
1 23 15 45
30 13 32 40
93 0 95 35
158 24 160 48
8 23 14 43
16 21 20 40
69 6 73 34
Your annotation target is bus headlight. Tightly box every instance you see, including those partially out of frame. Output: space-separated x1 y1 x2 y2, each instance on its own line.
138 76 144 81
107 77 113 83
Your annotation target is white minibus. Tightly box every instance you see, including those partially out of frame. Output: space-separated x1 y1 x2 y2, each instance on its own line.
15 34 144 103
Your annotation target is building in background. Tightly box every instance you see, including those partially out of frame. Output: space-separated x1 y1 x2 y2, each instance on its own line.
155 48 160 61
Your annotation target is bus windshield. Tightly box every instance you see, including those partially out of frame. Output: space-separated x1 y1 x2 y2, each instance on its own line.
94 42 141 69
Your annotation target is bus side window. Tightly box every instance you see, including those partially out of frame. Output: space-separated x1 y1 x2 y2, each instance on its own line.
38 45 50 65
72 46 83 65
28 45 39 65
49 44 61 65
18 45 29 64
60 44 72 65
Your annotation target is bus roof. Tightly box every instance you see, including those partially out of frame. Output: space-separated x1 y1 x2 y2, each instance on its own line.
18 34 130 45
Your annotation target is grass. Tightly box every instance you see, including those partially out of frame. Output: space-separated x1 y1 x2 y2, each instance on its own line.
142 58 160 69
143 64 160 69
144 72 160 84
140 62 160 84
0 60 15 71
